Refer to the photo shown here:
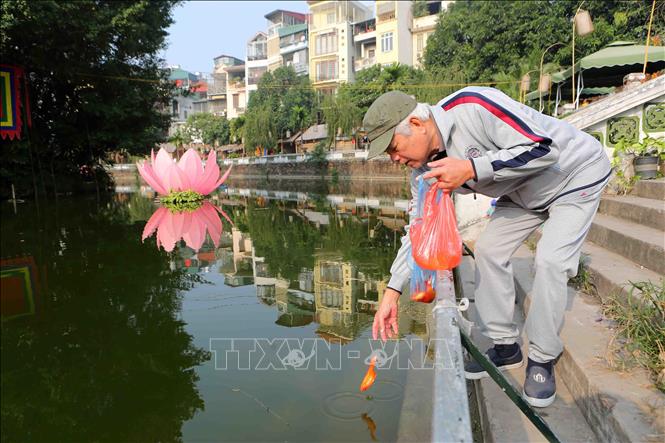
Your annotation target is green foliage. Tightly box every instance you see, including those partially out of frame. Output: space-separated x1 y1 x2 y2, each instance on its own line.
615 137 665 158
569 254 597 295
412 0 430 18
229 115 246 144
160 190 205 212
168 127 192 149
185 113 230 146
0 0 179 197
423 0 663 87
603 280 665 392
321 90 362 142
307 140 329 166
244 66 316 151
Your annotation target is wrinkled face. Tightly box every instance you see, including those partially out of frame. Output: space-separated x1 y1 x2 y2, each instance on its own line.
385 118 436 169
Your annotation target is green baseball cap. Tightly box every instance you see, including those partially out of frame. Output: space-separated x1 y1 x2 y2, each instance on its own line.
363 91 417 160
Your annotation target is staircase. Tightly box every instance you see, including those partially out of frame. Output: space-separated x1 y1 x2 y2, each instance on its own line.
462 179 665 442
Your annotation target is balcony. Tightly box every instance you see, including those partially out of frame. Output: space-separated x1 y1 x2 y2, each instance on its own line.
286 61 308 75
412 13 438 33
280 40 308 55
354 57 375 72
353 18 376 43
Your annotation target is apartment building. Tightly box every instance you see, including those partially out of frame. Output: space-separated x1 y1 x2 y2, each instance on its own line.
279 23 309 76
265 9 308 72
352 18 376 73
246 32 268 97
307 1 372 94
209 55 243 116
225 62 246 119
411 1 452 67
375 1 412 67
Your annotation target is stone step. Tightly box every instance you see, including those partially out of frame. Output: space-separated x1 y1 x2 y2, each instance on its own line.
580 241 663 304
587 213 665 275
509 246 664 443
633 177 665 200
457 257 599 443
599 194 665 231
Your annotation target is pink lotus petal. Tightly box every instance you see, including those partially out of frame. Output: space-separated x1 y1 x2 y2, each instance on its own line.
137 162 168 195
206 164 233 194
182 215 206 251
166 164 188 192
178 149 204 189
199 202 223 246
156 213 179 252
194 151 220 195
154 148 174 186
142 207 168 241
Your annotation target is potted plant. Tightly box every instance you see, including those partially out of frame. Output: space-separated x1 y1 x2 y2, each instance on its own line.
615 137 665 180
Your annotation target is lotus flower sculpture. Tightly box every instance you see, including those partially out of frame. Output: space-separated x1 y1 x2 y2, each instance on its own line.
137 148 231 201
137 148 233 252
142 201 232 252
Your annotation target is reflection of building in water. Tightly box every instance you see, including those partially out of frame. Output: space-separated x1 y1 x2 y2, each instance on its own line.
218 228 255 286
313 257 375 344
298 268 313 292
275 289 315 327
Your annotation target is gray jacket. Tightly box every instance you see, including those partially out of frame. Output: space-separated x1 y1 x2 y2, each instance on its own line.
387 86 611 292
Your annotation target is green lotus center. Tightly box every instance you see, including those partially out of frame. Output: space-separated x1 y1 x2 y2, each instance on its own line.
161 190 205 212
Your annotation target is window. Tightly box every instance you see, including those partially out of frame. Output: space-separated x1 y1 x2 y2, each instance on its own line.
326 12 336 24
417 34 424 52
315 31 337 55
315 60 338 81
367 48 375 58
381 32 393 53
172 100 179 116
233 94 239 108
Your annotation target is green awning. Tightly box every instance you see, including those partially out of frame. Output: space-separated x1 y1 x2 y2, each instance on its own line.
278 23 307 38
524 86 615 101
551 41 665 84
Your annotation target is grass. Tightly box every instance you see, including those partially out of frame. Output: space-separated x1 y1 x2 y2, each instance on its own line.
569 254 596 295
603 279 665 392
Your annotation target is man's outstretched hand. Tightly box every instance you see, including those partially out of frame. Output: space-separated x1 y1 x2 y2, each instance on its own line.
372 288 400 342
422 157 475 191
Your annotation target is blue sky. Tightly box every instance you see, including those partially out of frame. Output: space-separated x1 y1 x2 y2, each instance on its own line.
163 1 374 74
162 1 310 74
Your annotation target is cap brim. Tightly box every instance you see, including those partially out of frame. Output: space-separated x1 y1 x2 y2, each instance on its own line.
367 129 395 160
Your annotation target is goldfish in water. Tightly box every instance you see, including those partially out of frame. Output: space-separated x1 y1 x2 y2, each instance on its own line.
360 356 377 392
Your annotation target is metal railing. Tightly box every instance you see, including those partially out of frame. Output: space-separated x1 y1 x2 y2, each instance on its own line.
432 270 473 442
220 150 369 166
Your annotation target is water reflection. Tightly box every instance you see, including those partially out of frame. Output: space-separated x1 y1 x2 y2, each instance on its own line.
1 197 209 442
1 185 433 442
142 201 231 252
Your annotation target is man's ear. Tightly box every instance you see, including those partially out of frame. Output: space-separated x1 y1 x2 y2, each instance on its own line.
409 117 426 134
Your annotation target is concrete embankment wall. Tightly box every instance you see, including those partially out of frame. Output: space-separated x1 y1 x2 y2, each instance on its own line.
226 158 411 182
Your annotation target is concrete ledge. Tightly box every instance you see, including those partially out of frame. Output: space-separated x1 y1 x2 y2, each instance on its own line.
512 246 665 443
633 178 665 201
587 213 665 275
599 195 665 231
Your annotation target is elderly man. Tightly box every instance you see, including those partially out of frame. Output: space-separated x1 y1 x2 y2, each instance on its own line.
366 88 611 408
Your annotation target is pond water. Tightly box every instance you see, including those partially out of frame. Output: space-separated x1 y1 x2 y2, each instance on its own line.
1 180 438 442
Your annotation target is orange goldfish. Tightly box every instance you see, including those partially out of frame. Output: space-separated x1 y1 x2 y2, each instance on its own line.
360 356 377 392
410 280 436 303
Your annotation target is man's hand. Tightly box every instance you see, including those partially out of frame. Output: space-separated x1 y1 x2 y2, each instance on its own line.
372 288 400 342
422 157 475 191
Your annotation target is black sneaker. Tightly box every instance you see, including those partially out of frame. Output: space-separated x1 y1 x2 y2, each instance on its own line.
464 343 524 380
523 358 556 408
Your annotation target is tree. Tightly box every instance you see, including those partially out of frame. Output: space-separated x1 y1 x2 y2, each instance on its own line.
185 113 230 146
244 66 316 152
321 91 362 149
229 116 245 144
423 0 663 87
0 0 179 198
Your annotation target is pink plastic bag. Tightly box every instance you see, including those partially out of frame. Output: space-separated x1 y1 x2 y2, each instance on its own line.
410 184 462 270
